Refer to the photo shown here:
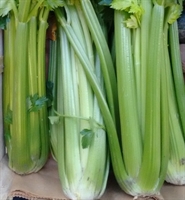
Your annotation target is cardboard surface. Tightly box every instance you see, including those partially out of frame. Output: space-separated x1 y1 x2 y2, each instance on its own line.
1 156 183 200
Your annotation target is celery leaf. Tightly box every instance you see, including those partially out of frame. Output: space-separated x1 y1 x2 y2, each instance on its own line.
27 94 48 112
4 129 11 142
168 4 182 24
0 0 13 17
125 15 138 28
80 129 94 149
43 0 64 10
99 0 112 6
129 3 143 23
48 116 60 124
111 0 131 10
46 80 54 107
4 107 12 125
0 15 9 29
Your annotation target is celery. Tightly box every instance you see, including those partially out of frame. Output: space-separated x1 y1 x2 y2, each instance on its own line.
164 2 185 185
107 0 170 197
48 2 110 198
114 9 142 179
0 0 63 174
0 29 3 160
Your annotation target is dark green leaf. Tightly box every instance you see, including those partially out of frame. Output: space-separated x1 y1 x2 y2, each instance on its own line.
27 93 48 112
99 0 112 6
0 15 9 29
4 129 11 142
46 80 54 107
48 116 60 124
4 107 12 125
80 129 94 149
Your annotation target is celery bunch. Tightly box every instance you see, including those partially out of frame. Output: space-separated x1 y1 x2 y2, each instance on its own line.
47 0 117 198
106 0 183 197
0 28 3 161
0 0 63 174
165 2 185 185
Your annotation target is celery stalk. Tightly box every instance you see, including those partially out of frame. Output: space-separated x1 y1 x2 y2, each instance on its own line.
137 3 164 191
140 0 152 135
34 7 50 170
28 16 40 163
3 13 16 161
80 0 118 121
156 33 170 190
114 9 142 179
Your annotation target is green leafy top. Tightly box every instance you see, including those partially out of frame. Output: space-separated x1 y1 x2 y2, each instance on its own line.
4 106 13 125
167 3 182 24
124 14 138 28
0 0 15 17
0 0 64 22
43 0 64 10
110 0 144 28
0 15 9 29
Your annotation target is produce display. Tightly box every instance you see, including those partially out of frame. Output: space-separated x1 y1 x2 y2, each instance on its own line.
0 0 185 200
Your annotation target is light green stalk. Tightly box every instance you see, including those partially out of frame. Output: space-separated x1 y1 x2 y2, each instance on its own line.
132 27 141 116
114 10 142 179
28 16 40 163
80 0 118 123
137 3 164 191
140 0 152 135
34 6 50 171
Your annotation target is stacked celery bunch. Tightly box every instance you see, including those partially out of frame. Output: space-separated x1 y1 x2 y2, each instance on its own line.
0 0 185 199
